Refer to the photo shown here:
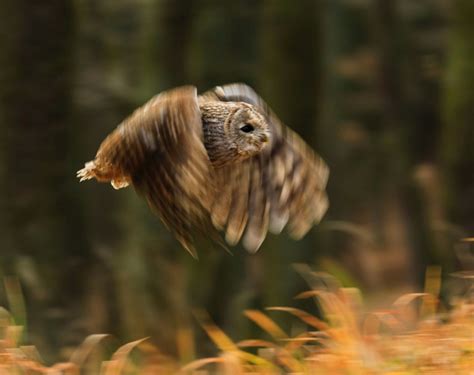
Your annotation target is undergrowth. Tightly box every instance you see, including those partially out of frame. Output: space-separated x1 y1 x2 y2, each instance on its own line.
0 267 472 374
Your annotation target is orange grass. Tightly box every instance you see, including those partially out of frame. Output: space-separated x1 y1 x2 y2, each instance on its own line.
0 269 472 374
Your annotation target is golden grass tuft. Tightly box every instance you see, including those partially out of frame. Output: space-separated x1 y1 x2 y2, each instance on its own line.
0 269 472 374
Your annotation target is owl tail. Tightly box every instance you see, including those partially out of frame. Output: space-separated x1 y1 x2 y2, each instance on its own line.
77 160 130 190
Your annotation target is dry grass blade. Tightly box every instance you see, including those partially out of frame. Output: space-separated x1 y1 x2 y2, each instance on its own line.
244 310 288 340
295 290 358 332
4 277 26 328
15 358 47 373
363 311 403 335
237 339 277 349
281 333 323 352
51 362 79 374
181 356 225 372
20 345 44 363
70 334 111 368
235 350 276 368
450 271 474 279
4 325 23 348
393 293 429 307
241 310 307 372
183 347 275 372
0 306 14 323
422 266 441 317
266 306 329 331
320 220 375 244
218 351 244 375
294 290 322 300
393 293 435 326
193 311 276 370
271 348 304 373
176 324 195 364
193 310 238 352
293 264 342 292
101 337 148 375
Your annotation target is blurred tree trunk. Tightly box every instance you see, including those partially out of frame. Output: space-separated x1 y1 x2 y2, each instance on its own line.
318 0 440 289
317 0 371 284
317 1 389 287
71 0 173 351
441 0 474 236
91 0 201 353
370 0 449 285
258 0 323 313
155 0 195 90
0 0 83 358
369 0 419 286
186 0 263 348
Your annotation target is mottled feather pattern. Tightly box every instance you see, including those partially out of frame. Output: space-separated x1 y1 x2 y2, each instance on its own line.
204 84 329 251
77 83 329 255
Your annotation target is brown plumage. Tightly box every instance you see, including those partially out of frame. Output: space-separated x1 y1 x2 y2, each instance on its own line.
77 84 329 256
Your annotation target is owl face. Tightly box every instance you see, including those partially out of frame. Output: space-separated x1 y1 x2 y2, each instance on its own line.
226 103 270 158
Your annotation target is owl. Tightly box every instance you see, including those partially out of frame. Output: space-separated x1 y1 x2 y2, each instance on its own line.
77 84 329 257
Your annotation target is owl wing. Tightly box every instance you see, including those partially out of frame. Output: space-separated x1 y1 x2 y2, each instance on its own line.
201 83 329 252
96 86 214 257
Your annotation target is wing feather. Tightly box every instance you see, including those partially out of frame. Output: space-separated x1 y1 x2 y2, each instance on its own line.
94 86 214 257
202 83 329 252
224 164 250 245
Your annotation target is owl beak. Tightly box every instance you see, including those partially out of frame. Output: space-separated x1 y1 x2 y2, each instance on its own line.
260 134 269 143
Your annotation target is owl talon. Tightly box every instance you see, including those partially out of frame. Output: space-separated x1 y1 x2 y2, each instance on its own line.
76 161 96 182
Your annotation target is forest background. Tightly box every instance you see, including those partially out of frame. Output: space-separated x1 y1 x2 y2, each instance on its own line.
0 0 472 361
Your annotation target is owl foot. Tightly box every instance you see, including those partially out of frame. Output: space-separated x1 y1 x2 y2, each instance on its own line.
111 178 129 190
77 161 130 189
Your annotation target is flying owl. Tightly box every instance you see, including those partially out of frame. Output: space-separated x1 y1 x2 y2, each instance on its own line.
77 84 329 257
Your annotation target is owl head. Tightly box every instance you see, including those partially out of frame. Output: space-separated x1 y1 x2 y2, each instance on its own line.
226 103 270 158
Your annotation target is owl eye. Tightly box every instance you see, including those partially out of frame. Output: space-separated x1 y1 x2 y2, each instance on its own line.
240 124 254 133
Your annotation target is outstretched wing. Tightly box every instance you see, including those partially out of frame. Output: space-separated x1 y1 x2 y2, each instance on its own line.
95 86 214 257
201 83 329 252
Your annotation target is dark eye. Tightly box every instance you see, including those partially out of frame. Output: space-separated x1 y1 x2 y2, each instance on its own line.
240 124 254 133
